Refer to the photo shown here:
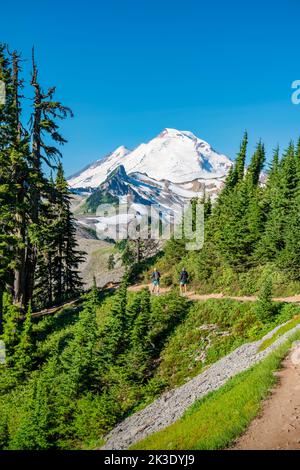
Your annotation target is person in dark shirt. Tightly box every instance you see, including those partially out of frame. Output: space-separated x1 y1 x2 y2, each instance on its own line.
179 268 189 295
151 268 161 294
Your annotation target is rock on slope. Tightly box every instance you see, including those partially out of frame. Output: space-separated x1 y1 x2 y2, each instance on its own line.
101 322 300 450
75 224 123 289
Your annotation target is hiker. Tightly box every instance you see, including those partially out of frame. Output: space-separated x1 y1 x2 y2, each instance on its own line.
179 267 189 294
151 268 161 294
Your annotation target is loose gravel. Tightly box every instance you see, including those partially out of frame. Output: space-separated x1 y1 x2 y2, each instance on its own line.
101 321 300 450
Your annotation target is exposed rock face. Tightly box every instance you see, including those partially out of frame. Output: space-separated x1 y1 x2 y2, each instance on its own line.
75 224 124 290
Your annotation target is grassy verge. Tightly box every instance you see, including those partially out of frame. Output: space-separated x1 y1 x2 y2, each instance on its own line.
131 331 300 450
259 315 300 351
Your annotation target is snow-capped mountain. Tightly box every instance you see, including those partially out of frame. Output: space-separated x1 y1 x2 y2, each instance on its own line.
68 128 232 190
70 129 233 240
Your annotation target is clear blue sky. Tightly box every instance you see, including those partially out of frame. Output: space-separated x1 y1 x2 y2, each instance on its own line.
2 0 300 175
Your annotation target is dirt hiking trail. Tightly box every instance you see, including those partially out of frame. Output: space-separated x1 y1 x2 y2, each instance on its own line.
31 283 300 319
128 284 300 304
232 343 300 450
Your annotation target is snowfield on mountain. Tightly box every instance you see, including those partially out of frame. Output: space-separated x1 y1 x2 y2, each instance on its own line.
68 128 232 190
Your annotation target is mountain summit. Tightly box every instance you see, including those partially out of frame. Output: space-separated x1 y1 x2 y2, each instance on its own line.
68 128 232 190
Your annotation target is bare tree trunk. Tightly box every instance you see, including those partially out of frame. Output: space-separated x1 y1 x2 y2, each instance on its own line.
48 254 53 306
11 51 27 309
23 49 42 306
136 238 141 264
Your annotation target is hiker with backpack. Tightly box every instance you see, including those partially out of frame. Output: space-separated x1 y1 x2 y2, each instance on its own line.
179 267 189 295
151 268 161 294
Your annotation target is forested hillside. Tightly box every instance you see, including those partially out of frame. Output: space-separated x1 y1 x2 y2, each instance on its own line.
0 273 298 449
153 133 300 297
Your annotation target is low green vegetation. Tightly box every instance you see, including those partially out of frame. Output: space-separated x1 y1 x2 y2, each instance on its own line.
132 331 300 450
259 315 300 351
0 280 298 450
0 281 190 449
81 191 118 214
150 299 298 390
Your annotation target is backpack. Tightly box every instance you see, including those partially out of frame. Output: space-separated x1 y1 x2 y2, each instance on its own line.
152 271 160 280
180 270 188 281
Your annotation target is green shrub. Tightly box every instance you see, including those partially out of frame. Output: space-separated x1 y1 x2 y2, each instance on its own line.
256 275 274 321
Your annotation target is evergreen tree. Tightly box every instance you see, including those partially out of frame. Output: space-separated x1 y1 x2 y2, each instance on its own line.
215 142 265 270
295 137 300 179
277 147 300 279
204 195 212 220
125 292 142 334
232 131 248 184
131 288 151 351
280 141 297 200
32 145 84 308
60 284 100 396
0 45 21 329
244 141 265 188
101 273 129 358
14 303 34 375
52 163 85 304
128 288 152 381
256 275 274 321
214 132 248 207
8 50 31 310
10 363 56 449
1 293 20 365
32 184 58 308
24 50 74 307
0 43 84 329
258 142 296 263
